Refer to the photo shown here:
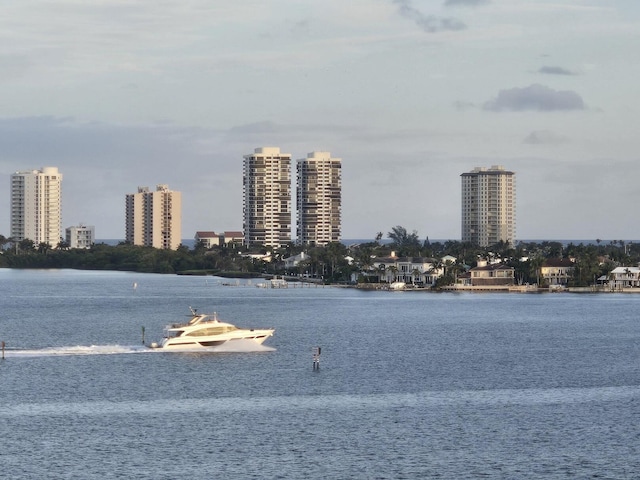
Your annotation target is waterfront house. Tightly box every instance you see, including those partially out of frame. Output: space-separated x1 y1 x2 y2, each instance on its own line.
470 260 515 286
284 252 307 269
370 254 444 287
608 266 640 289
540 258 575 286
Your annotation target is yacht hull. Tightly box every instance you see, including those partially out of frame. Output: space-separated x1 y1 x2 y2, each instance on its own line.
156 329 274 350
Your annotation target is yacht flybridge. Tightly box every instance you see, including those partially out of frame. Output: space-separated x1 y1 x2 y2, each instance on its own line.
150 307 275 350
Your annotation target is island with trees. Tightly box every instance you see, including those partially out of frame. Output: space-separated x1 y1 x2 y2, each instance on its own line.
1 227 638 290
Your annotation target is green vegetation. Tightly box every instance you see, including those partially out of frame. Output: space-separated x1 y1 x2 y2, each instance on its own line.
1 231 638 287
0 238 258 276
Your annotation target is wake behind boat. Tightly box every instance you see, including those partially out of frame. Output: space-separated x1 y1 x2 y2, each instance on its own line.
150 307 275 351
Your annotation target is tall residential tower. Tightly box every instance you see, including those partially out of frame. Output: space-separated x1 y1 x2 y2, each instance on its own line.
125 184 182 250
296 151 342 246
10 167 63 245
461 165 515 247
243 147 291 248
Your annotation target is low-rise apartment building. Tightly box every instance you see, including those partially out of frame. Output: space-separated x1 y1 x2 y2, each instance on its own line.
65 224 94 249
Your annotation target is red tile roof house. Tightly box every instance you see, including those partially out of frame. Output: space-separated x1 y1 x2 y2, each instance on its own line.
223 231 244 244
194 231 221 248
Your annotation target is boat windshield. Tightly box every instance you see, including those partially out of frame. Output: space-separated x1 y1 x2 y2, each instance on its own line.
186 325 237 337
164 328 183 338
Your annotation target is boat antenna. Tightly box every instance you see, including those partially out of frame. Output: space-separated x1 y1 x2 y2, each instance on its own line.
189 306 197 315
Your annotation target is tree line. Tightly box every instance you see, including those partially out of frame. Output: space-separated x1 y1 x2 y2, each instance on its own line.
1 228 639 287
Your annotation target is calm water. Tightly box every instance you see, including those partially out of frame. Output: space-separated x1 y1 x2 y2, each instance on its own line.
1 269 639 479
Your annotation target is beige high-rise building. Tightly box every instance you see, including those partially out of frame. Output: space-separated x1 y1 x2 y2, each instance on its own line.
461 165 516 247
296 151 342 246
243 147 291 248
10 167 63 246
125 184 182 250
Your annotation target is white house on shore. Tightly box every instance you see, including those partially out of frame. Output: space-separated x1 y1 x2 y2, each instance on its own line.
363 254 444 286
284 252 307 269
540 258 575 286
608 266 640 289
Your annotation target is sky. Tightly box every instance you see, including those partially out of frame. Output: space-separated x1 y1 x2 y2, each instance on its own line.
1 0 639 242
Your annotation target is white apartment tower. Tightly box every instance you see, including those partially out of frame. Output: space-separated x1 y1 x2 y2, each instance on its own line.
125 184 182 250
296 151 342 246
10 167 63 245
461 165 516 247
243 147 292 248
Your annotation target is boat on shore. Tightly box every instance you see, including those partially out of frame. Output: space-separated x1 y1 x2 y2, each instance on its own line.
388 281 407 291
150 307 274 350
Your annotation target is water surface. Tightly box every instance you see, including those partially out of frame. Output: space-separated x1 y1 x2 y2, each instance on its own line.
1 269 639 478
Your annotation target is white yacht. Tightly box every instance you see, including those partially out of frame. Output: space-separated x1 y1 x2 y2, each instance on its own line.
151 308 274 350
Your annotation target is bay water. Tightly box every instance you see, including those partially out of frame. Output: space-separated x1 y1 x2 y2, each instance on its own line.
1 269 639 479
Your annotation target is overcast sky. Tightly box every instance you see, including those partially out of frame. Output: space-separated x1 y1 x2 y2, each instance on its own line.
1 0 638 242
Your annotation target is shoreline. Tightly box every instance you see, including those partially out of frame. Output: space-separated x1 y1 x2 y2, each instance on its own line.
354 283 640 293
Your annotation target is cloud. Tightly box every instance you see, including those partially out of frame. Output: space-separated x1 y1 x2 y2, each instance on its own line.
444 0 490 6
483 84 585 112
392 0 466 33
538 66 577 76
523 130 568 145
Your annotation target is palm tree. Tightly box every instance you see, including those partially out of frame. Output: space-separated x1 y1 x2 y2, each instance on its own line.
56 238 70 250
529 255 544 286
411 268 421 286
387 265 399 283
428 259 443 286
19 239 35 252
387 225 420 257
375 264 386 283
355 245 374 273
443 259 455 278
37 242 51 255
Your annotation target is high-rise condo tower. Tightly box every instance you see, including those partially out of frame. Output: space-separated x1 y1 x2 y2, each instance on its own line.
461 165 516 247
11 167 63 246
243 147 292 248
296 151 342 246
125 184 182 250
